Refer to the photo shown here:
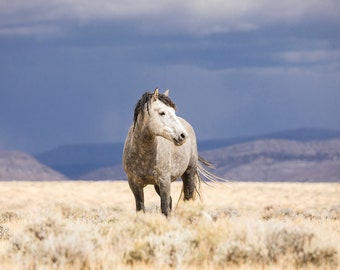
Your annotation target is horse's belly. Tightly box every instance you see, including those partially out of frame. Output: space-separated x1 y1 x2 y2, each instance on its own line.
170 151 190 179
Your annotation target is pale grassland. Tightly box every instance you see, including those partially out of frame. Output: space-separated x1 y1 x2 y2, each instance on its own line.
0 181 339 269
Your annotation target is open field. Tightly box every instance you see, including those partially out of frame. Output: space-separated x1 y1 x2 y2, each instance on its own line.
0 181 339 269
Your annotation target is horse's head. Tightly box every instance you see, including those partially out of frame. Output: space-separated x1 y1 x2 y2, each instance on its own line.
134 89 188 146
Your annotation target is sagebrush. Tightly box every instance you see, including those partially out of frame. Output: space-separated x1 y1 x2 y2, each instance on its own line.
0 181 339 269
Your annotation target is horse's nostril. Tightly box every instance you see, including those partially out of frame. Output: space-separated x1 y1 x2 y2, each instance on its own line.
180 133 186 140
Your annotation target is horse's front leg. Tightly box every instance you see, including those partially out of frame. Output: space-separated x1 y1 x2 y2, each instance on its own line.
159 179 172 216
128 180 145 212
154 185 172 212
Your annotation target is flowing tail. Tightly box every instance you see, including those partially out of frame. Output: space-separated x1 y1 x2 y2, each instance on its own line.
177 155 228 206
192 156 228 201
197 155 228 184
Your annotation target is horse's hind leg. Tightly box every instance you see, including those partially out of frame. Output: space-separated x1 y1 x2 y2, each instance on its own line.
128 180 145 212
154 185 172 212
181 167 197 200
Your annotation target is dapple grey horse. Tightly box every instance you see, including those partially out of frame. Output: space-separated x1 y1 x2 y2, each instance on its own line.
123 89 222 216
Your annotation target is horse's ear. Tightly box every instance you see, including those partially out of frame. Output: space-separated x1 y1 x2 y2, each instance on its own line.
164 89 170 96
153 88 159 101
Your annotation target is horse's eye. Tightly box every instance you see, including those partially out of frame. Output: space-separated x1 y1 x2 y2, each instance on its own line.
159 111 166 116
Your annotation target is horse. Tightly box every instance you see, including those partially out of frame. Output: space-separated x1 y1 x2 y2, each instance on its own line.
123 88 222 216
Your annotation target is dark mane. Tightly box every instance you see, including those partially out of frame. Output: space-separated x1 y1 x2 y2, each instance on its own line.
133 92 177 129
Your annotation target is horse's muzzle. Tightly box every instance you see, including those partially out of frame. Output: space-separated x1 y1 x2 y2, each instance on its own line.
173 132 187 146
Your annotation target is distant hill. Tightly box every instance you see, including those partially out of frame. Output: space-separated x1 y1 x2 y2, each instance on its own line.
197 127 340 151
35 128 340 181
79 165 125 180
35 143 122 179
0 151 68 181
79 138 340 182
201 139 340 182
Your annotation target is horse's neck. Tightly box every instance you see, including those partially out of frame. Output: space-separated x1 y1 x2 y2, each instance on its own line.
132 127 157 154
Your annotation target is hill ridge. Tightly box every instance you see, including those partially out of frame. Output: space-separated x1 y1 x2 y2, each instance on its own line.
0 151 68 181
33 128 340 181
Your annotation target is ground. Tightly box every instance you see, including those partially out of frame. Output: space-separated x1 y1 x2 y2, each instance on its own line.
0 181 339 269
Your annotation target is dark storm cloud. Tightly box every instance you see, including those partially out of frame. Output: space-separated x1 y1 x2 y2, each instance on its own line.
1 1 340 152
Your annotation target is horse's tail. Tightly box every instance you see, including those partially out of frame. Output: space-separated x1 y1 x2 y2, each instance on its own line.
197 155 228 184
177 155 228 206
192 155 228 200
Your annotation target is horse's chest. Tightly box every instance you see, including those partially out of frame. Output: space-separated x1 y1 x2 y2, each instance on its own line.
156 143 190 178
130 151 156 174
124 138 190 184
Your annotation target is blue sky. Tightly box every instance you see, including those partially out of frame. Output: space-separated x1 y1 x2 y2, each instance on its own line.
1 1 340 153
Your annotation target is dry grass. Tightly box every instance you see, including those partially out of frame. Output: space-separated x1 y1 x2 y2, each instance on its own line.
0 181 339 269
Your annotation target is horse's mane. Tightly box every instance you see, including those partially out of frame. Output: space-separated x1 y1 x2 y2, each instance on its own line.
133 92 177 129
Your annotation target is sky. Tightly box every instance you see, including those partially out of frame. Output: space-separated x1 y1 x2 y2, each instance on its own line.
1 0 340 154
